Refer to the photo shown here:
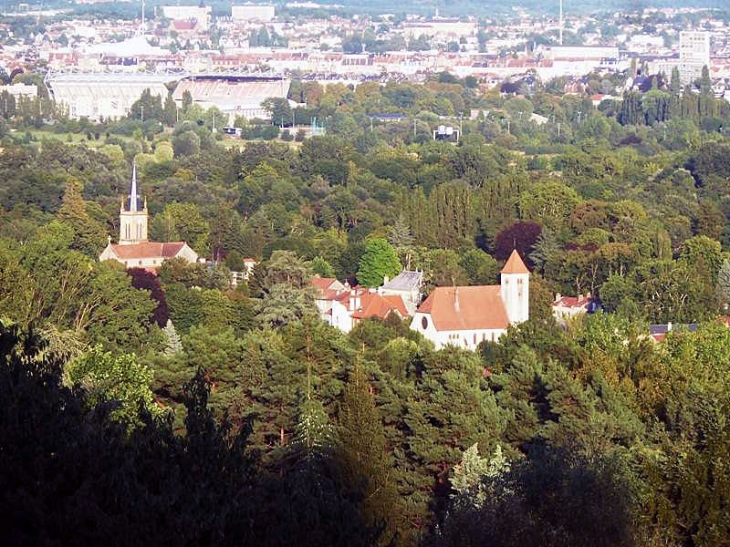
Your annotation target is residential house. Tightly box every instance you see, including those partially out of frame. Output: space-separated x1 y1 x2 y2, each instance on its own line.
552 292 600 320
312 278 408 333
380 270 423 315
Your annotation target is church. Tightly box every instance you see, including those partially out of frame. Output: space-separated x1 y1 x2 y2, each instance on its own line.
410 249 530 350
99 165 199 270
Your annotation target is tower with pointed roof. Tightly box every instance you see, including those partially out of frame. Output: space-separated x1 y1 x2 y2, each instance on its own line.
500 249 530 325
118 164 148 245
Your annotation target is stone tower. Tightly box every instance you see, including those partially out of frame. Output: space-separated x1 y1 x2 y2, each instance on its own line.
118 164 148 245
500 249 530 325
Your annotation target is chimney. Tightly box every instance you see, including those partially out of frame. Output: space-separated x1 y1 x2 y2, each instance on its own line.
555 292 562 302
454 287 460 313
383 275 390 285
349 289 360 311
667 321 672 332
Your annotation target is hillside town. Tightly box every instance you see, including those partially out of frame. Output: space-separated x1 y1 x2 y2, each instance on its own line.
2 1 730 545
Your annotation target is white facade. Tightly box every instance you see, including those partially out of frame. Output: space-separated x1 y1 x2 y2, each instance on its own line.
500 271 529 325
680 31 710 67
161 5 212 30
232 4 275 22
410 311 506 350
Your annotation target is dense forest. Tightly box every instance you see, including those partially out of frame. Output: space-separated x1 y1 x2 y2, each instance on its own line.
1 70 729 545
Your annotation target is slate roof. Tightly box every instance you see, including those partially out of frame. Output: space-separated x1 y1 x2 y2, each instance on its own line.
382 271 423 292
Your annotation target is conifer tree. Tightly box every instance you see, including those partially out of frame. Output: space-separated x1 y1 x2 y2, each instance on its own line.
337 366 402 546
162 319 183 355
57 179 107 256
670 66 681 94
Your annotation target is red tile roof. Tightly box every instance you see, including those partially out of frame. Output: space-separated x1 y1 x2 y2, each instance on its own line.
351 292 408 320
311 277 339 291
110 242 186 260
418 286 509 331
501 250 530 274
554 294 592 309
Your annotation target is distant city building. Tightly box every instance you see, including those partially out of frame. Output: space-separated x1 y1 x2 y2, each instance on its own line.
552 292 600 321
231 4 275 22
99 165 198 270
380 271 424 315
0 83 37 100
161 5 212 31
45 71 180 120
172 75 290 122
679 30 710 67
649 30 710 85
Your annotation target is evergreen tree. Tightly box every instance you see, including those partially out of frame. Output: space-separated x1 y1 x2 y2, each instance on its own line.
162 319 183 355
163 93 178 127
57 179 107 256
337 366 403 546
719 259 730 312
670 67 681 94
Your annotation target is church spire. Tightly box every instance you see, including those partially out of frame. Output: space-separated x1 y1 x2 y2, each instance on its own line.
129 163 139 212
118 163 148 245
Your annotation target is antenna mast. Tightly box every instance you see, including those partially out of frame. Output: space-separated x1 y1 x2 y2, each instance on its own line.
141 0 146 33
559 0 564 46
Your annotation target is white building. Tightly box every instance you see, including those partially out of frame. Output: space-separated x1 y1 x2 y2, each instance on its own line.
410 250 529 350
380 271 423 315
312 278 409 333
680 31 710 67
0 83 37 100
232 4 275 22
649 31 711 85
99 165 198 270
161 5 212 31
45 71 180 121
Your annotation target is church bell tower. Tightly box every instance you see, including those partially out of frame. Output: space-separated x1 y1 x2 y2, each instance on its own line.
119 164 148 245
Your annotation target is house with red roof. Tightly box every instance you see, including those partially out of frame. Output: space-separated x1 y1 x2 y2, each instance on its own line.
99 165 198 271
311 277 409 333
410 249 530 350
553 292 594 320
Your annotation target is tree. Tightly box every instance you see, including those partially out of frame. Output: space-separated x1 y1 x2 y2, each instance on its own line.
262 97 293 127
718 259 730 312
57 179 107 257
172 130 201 157
459 249 500 285
162 319 183 355
65 346 158 429
450 443 509 510
519 181 581 231
670 67 681 94
357 238 401 287
493 221 542 263
336 366 403 545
